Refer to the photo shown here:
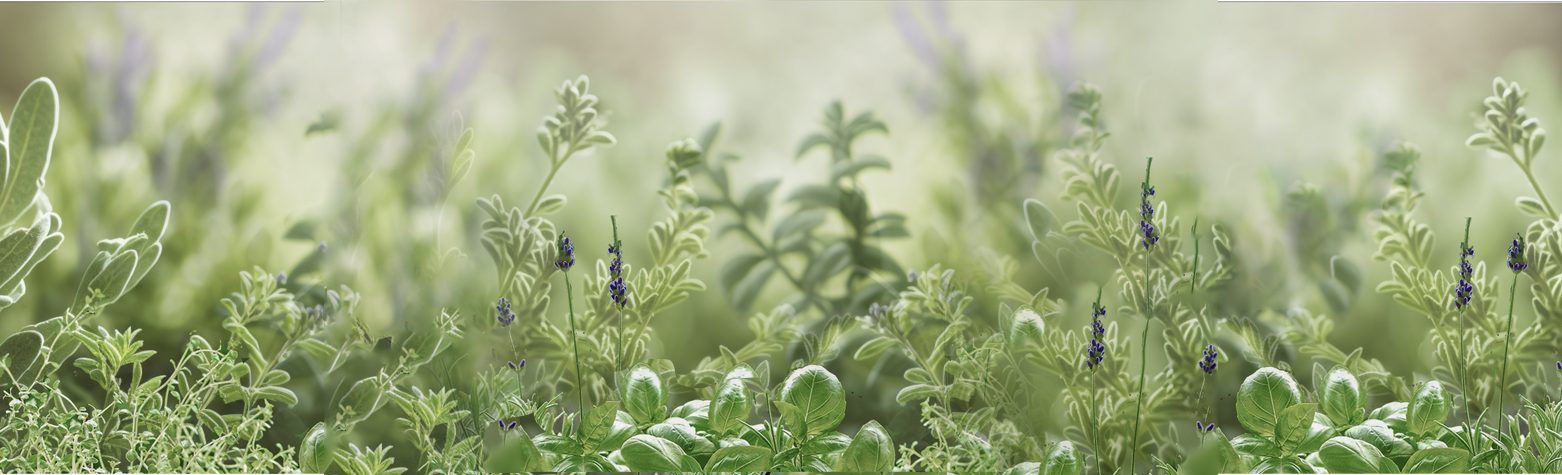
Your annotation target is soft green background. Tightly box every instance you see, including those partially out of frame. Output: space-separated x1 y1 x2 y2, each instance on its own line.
1 0 1561 458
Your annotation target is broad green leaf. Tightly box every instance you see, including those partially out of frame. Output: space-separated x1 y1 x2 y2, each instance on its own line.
1179 431 1248 475
1408 381 1448 436
1401 447 1469 473
76 250 139 310
772 209 828 242
647 418 715 459
0 226 41 289
719 254 765 289
670 399 710 430
1346 421 1415 463
779 365 846 436
1236 367 1301 436
0 330 43 385
623 366 667 424
835 420 894 471
1274 403 1317 453
1370 402 1408 432
1318 436 1397 473
1321 367 1364 426
1024 198 1055 241
601 410 638 450
1004 462 1041 475
1517 196 1549 219
0 78 57 226
485 425 549 472
299 422 332 473
895 383 940 405
710 369 751 435
621 434 699 472
706 445 772 471
131 201 172 243
336 375 388 429
854 336 897 362
730 261 775 311
579 401 620 450
1041 441 1081 475
1008 308 1046 347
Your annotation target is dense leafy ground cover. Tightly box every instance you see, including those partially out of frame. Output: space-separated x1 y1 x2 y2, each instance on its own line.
1 6 1562 474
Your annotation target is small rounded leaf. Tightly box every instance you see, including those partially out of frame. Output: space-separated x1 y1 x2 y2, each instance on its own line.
1042 441 1082 475
779 365 846 436
1408 381 1449 436
835 420 894 471
1236 367 1301 436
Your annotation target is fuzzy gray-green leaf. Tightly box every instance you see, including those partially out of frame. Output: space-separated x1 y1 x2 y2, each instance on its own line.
0 78 57 227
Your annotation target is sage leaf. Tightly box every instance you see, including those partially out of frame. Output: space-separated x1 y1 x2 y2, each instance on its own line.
0 78 57 227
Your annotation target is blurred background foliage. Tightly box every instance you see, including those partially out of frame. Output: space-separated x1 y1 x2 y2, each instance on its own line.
2 0 1562 467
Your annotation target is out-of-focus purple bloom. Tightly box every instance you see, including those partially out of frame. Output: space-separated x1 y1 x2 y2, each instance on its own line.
1453 242 1474 309
1199 344 1218 375
1508 234 1529 273
495 297 516 327
555 233 576 271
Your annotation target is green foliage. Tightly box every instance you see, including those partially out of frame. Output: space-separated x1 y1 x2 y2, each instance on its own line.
3 21 1562 473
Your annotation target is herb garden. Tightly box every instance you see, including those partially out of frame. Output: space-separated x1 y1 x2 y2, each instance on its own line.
1 3 1561 474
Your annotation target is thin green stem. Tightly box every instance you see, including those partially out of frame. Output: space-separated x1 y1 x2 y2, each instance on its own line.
1518 162 1559 220
563 270 585 422
1454 217 1475 437
1130 157 1153 473
525 163 562 217
1498 272 1521 432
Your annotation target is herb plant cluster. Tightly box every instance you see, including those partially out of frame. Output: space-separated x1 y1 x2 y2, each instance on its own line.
2 21 1562 474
